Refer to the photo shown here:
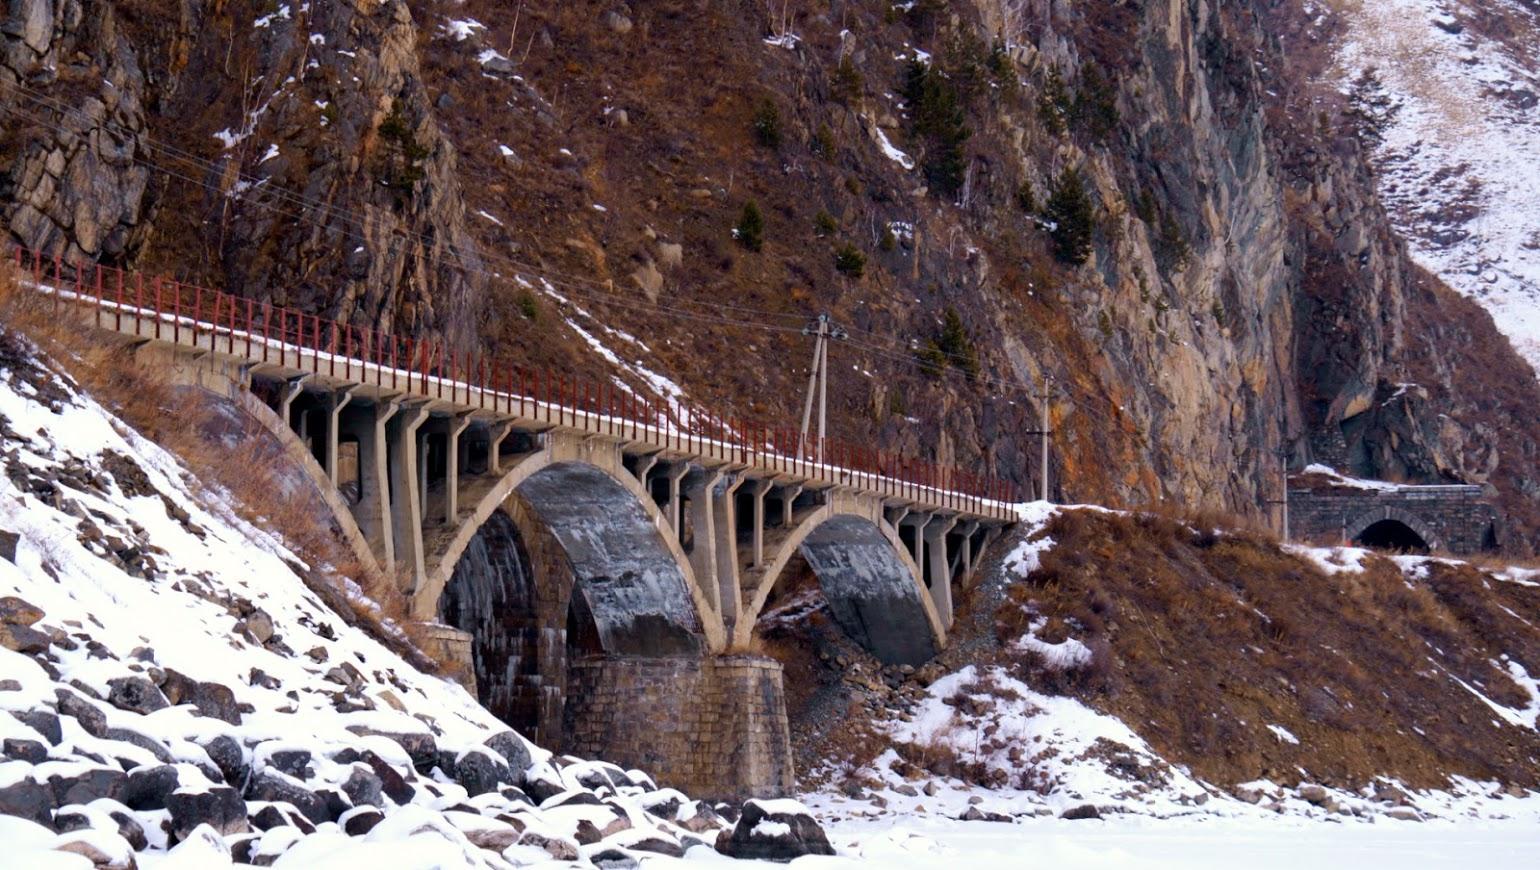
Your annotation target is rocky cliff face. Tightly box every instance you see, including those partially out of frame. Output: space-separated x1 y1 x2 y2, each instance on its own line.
0 0 155 263
4 0 1540 546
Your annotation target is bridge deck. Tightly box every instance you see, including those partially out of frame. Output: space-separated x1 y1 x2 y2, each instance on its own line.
13 250 1016 523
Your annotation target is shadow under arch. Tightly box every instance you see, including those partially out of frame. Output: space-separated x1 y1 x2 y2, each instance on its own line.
433 457 716 744
1345 506 1439 554
419 447 723 649
738 503 945 667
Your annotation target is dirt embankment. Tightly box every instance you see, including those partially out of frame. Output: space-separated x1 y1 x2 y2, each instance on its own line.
772 508 1540 794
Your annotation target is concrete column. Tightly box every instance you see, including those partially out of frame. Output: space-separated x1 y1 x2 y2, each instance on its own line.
418 429 431 517
664 463 690 541
325 388 356 486
635 454 659 493
297 407 310 451
748 479 773 568
389 402 432 593
779 484 803 526
685 469 725 615
713 475 746 630
486 420 514 474
955 520 980 582
925 515 960 628
278 375 309 430
908 513 932 586
341 400 399 567
445 413 472 523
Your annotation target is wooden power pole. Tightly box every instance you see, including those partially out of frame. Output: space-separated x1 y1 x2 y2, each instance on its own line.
798 314 847 462
1039 378 1052 503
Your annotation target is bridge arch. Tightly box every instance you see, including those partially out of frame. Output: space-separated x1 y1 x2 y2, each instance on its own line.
418 443 725 651
736 497 946 666
1345 507 1439 553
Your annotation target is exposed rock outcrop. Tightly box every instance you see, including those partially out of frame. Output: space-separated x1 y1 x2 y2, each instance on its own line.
1 0 155 263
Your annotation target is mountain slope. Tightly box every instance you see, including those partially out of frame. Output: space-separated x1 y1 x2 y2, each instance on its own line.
0 333 759 866
1325 0 1540 366
6 0 1540 548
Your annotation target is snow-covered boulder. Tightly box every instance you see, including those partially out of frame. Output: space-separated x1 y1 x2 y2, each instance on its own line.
715 797 834 861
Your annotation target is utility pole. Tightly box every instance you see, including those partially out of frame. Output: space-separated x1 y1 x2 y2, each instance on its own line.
1278 447 1291 543
1039 377 1052 503
1266 433 1292 542
798 314 847 462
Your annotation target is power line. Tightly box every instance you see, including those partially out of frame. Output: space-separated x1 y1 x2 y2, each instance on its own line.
0 81 1131 432
0 80 816 329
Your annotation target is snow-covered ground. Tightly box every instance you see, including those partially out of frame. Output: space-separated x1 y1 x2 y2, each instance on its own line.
1327 0 1540 367
4 337 1539 866
800 504 1540 864
823 814 1540 869
0 341 760 867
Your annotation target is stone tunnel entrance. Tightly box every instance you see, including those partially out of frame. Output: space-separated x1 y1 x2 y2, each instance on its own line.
1354 519 1430 554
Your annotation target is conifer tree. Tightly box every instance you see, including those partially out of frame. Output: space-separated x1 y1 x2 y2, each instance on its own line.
1046 168 1095 265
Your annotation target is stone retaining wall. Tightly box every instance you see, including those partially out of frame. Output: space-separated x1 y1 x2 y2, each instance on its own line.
1289 486 1499 554
563 655 793 801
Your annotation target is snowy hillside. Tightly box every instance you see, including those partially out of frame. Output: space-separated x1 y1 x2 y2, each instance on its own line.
5 334 1540 867
794 504 1540 867
1327 0 1540 366
0 339 829 867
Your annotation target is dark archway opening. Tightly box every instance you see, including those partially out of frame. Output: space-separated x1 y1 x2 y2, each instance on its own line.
439 463 706 746
1355 519 1430 554
438 509 543 739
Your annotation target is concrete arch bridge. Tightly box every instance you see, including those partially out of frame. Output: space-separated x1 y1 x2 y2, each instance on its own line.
17 249 1018 799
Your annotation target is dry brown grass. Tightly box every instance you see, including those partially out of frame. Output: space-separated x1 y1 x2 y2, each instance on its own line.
0 262 432 669
991 507 1540 791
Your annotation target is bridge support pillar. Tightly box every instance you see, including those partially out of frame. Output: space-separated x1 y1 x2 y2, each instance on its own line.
779 484 802 526
325 388 356 486
663 463 690 542
714 475 746 630
563 655 792 801
924 516 959 628
685 469 725 614
955 520 980 586
340 400 400 568
748 479 773 568
389 402 432 593
444 413 472 524
907 513 932 581
633 454 659 493
486 420 514 474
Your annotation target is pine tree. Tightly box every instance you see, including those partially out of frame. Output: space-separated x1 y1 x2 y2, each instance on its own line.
1046 168 1095 265
833 243 866 277
1071 61 1120 142
1344 67 1401 148
903 61 972 196
736 201 764 252
1037 68 1071 136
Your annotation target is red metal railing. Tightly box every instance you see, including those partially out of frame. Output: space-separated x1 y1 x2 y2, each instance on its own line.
7 246 1020 520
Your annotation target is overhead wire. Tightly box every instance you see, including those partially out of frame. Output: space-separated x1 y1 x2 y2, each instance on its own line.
1 79 1134 429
